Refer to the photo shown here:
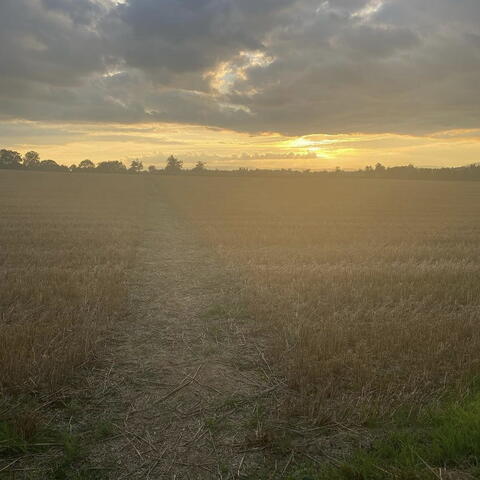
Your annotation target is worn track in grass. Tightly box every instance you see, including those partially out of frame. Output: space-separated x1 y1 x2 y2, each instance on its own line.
86 195 284 478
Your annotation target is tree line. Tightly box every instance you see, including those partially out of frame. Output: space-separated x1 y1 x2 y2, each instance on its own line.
0 150 203 174
0 149 146 173
2 149 480 181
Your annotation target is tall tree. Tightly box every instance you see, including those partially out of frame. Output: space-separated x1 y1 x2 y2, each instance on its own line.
0 149 22 169
96 161 127 173
78 159 95 170
192 161 207 173
38 159 66 171
129 159 144 173
164 155 183 174
23 151 40 169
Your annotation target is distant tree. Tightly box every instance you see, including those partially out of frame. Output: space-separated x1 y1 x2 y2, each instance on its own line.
191 161 206 173
375 163 386 173
129 159 143 173
78 159 95 170
37 159 66 171
23 151 40 169
148 165 157 174
96 160 127 173
164 155 183 174
0 149 22 169
69 164 78 172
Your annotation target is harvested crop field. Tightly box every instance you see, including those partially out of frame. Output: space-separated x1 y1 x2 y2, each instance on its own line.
0 171 147 393
2 171 480 479
159 176 480 418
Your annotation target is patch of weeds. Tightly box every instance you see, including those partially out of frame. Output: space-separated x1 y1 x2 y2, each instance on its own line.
42 430 107 480
42 426 117 480
308 388 480 479
0 410 103 479
220 393 245 411
51 463 108 480
0 412 53 455
63 398 84 417
61 432 85 464
286 464 321 480
218 462 230 476
244 403 266 431
204 415 228 433
92 421 114 441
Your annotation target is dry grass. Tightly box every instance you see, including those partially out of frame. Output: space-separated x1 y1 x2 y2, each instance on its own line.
158 176 480 420
0 170 147 393
3 171 480 424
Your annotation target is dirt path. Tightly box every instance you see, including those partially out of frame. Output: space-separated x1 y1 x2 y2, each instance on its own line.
86 195 281 478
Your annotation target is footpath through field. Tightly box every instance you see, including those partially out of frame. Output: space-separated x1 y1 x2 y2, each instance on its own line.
86 188 279 478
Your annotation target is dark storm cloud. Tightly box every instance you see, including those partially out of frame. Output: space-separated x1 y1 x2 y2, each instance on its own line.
100 0 298 91
223 0 480 135
1 0 480 136
0 0 107 86
40 0 107 25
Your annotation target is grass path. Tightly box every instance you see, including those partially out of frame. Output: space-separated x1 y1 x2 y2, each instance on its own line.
84 194 282 478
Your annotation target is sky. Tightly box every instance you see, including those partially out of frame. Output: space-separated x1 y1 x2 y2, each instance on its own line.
1 0 480 170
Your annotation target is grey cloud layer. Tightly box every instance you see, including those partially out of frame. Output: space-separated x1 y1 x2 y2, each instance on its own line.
0 0 479 135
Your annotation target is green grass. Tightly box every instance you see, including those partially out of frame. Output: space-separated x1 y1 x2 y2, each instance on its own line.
287 385 480 479
0 410 116 478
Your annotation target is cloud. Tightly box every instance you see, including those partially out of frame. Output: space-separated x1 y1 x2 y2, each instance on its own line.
138 150 320 168
107 0 294 78
0 0 107 86
0 0 479 137
0 121 84 145
90 134 187 144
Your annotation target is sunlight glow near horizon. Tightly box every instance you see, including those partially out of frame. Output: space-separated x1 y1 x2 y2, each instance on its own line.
2 121 480 170
1 0 479 168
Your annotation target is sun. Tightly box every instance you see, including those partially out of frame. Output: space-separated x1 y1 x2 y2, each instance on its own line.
289 137 316 149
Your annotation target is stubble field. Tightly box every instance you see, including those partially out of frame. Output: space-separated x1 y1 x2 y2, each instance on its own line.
160 176 480 419
159 176 480 477
0 171 147 393
2 171 480 478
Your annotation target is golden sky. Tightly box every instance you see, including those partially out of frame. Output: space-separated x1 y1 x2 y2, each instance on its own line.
3 121 480 170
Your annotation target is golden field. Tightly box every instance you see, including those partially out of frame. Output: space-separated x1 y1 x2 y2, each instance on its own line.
4 171 478 414
0 171 147 393
159 176 480 420
3 171 480 478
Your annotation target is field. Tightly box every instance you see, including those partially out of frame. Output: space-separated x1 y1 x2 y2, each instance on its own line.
160 176 480 416
160 176 480 478
2 171 480 478
0 169 149 477
0 171 147 393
